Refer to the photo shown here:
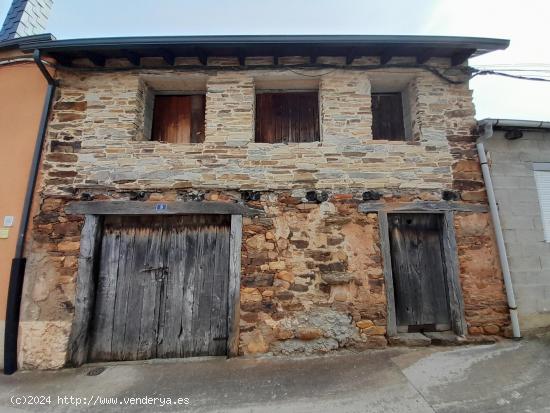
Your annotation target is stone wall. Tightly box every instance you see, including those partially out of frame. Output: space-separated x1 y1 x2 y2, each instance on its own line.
18 57 510 368
39 61 477 195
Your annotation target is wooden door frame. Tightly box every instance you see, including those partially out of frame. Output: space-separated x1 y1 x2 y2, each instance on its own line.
68 203 247 366
376 209 467 337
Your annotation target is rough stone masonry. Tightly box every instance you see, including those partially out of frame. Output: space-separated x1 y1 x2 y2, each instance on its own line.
18 56 509 369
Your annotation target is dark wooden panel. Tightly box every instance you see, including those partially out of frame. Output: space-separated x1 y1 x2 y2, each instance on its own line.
388 213 451 330
88 215 231 362
227 215 242 357
358 201 489 214
372 93 406 141
378 212 397 337
66 200 264 217
136 223 165 360
152 95 205 144
157 217 189 358
88 217 124 361
68 215 103 366
442 211 467 335
255 92 319 143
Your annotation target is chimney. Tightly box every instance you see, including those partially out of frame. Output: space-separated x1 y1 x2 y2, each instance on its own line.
0 0 53 41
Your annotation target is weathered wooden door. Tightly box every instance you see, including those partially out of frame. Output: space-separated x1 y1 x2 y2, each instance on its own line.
388 214 451 332
88 215 231 362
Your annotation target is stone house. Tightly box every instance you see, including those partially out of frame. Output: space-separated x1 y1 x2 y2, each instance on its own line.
7 34 514 369
478 119 550 332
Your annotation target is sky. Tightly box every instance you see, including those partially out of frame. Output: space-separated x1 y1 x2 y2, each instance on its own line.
1 0 549 121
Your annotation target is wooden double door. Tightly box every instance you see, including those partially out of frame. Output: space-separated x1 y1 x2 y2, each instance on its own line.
88 215 231 362
388 213 451 332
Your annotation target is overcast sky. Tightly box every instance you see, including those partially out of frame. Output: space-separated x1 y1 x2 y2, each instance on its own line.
1 0 549 121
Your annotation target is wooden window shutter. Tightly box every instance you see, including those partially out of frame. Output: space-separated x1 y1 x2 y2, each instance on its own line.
152 95 205 143
255 92 320 143
372 93 406 141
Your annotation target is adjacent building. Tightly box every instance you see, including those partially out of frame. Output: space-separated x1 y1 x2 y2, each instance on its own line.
0 0 54 371
479 119 550 331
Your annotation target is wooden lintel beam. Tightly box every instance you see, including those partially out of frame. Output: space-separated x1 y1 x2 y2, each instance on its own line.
51 53 72 67
66 200 265 217
380 51 392 65
358 201 488 214
196 48 207 65
159 48 175 65
85 52 106 67
346 47 356 65
121 49 141 66
416 50 433 64
451 49 474 66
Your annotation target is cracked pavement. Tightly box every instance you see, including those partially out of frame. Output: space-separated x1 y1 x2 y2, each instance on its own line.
1 332 549 412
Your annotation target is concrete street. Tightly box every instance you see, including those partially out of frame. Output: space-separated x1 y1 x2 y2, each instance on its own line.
1 332 549 413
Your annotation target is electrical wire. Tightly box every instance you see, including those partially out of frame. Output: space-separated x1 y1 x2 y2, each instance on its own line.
472 70 550 82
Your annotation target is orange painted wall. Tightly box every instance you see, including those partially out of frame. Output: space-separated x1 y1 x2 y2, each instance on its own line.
0 56 49 321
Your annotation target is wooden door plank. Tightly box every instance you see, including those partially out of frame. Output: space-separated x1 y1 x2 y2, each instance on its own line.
442 211 467 335
154 222 171 357
179 222 196 358
378 212 397 337
158 217 188 358
227 214 242 357
389 214 451 330
198 226 217 355
137 221 165 360
69 215 103 366
121 225 150 360
88 221 121 361
192 222 212 356
209 223 230 355
110 224 136 360
189 222 208 356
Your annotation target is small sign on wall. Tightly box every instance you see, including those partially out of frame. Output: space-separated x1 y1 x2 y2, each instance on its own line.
0 228 9 239
3 216 14 227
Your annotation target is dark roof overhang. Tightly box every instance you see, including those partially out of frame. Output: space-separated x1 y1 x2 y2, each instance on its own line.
18 34 510 67
0 33 55 51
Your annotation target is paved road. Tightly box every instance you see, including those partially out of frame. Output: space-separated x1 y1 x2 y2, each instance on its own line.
1 333 549 412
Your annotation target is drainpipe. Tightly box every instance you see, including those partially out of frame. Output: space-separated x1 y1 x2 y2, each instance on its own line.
476 142 521 339
3 49 56 375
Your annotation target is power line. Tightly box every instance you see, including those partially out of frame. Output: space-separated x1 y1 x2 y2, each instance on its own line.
472 69 550 82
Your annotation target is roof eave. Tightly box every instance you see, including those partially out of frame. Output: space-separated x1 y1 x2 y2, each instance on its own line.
20 34 509 56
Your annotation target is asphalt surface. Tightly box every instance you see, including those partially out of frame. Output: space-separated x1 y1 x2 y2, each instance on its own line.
1 332 549 412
